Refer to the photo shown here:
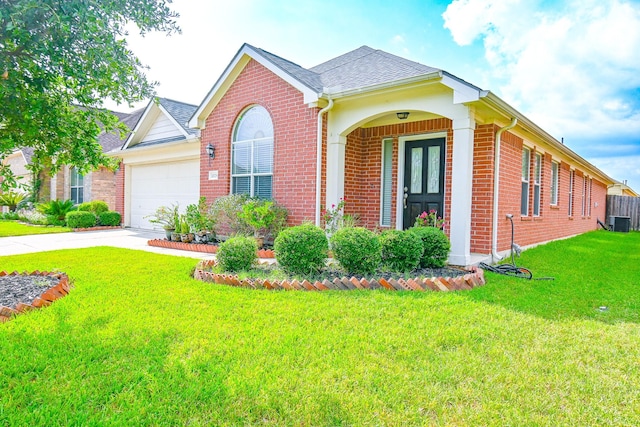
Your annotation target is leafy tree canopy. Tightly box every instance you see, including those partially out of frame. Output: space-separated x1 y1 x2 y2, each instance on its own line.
0 0 180 190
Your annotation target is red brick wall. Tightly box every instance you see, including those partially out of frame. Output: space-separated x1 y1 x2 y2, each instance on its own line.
114 165 125 219
475 128 608 254
199 59 320 225
343 119 453 233
90 166 116 210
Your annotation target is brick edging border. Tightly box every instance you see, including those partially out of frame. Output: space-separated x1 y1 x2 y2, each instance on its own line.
148 239 276 258
0 271 71 323
193 259 485 292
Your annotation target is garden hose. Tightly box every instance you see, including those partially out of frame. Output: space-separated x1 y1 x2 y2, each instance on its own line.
478 215 554 281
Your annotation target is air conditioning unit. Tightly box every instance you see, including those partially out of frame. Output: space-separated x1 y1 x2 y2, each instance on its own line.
609 215 631 232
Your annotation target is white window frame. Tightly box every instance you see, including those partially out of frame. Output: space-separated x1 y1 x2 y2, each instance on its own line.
231 105 274 199
568 170 574 217
581 175 587 217
69 167 84 205
533 152 542 216
380 138 394 227
521 147 530 217
550 161 559 206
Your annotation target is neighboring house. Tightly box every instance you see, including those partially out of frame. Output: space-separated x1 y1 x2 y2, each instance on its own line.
117 43 618 265
607 180 638 197
113 98 200 229
2 109 142 210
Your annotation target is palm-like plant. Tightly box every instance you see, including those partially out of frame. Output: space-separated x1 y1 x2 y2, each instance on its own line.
36 199 76 220
0 191 27 212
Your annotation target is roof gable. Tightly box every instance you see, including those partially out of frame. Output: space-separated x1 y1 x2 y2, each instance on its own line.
122 98 199 150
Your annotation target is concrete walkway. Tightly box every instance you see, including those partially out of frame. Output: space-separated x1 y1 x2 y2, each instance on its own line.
0 228 215 259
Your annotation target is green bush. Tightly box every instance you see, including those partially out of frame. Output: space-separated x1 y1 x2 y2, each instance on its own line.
216 236 258 272
407 226 451 268
330 227 381 275
66 211 96 229
1 211 19 220
274 224 328 274
209 194 252 236
90 200 109 214
0 191 27 212
46 215 66 227
37 199 76 220
77 202 92 212
98 211 121 226
380 229 423 272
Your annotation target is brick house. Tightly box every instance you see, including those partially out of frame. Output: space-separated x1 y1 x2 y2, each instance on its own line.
118 44 617 265
2 109 142 210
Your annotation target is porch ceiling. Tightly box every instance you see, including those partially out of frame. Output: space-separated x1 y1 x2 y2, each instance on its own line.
360 111 441 128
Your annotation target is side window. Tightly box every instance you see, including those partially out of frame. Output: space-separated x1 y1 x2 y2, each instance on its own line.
231 105 274 199
70 167 84 204
521 147 530 216
568 170 574 217
550 161 559 206
533 153 541 216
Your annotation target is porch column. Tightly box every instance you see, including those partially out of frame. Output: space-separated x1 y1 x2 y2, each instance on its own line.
325 134 346 213
449 115 476 266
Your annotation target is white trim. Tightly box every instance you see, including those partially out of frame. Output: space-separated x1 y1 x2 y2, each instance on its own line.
395 132 447 230
122 100 193 150
550 160 559 206
379 138 393 227
189 44 319 129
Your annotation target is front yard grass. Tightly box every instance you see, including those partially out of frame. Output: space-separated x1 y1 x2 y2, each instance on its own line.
0 220 70 237
1 231 640 425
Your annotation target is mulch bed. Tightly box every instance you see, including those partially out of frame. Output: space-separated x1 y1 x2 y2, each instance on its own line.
0 271 71 323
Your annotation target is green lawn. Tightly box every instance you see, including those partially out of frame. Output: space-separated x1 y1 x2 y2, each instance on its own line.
1 231 640 425
0 219 70 237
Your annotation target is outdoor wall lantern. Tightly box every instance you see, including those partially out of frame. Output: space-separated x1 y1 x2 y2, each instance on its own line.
396 111 410 120
205 143 215 165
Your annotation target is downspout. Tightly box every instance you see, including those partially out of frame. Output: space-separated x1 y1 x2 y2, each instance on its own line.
315 96 334 226
491 117 517 262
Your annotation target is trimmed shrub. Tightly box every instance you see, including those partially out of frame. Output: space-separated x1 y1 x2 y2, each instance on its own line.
46 215 66 227
66 211 96 229
407 226 451 268
98 211 121 226
380 230 423 272
274 224 328 274
77 202 92 212
90 200 109 214
330 227 381 275
216 236 257 272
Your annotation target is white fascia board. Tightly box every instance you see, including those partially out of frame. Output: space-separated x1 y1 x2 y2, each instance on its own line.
120 100 156 150
188 44 319 129
440 73 481 104
479 91 616 185
109 137 200 164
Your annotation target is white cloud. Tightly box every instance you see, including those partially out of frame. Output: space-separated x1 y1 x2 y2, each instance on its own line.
442 0 640 144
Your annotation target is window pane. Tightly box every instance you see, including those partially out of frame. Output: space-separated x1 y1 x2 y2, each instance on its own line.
254 175 272 199
534 185 540 216
70 169 77 187
232 177 250 195
232 141 251 175
535 154 541 183
427 145 440 194
78 173 84 186
521 182 529 216
551 162 558 205
253 139 273 174
234 105 274 141
381 139 393 226
522 149 530 180
410 147 423 194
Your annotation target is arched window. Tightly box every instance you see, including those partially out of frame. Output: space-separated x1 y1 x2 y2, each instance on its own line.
231 105 274 199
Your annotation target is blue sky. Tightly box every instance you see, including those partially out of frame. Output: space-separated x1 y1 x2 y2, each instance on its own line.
120 0 640 191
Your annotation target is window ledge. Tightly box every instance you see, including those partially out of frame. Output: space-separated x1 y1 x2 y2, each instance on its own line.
550 205 560 210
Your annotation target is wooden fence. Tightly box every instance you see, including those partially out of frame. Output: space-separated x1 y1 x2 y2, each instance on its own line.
606 195 640 231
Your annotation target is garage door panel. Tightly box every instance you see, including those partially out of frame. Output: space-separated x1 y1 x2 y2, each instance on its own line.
130 160 200 229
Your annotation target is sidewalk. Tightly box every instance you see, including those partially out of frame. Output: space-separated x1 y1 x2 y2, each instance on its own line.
0 228 216 259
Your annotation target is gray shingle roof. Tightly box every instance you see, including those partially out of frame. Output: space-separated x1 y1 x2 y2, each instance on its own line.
252 44 442 94
158 98 198 135
99 108 145 152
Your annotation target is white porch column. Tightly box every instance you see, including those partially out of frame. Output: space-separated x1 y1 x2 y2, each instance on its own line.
325 134 347 212
449 114 476 266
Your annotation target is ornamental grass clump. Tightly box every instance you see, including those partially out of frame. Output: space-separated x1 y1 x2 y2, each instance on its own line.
330 227 381 275
379 229 423 272
216 236 258 272
274 224 328 275
407 226 451 268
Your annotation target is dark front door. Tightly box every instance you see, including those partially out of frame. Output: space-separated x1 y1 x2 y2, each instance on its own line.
403 138 445 229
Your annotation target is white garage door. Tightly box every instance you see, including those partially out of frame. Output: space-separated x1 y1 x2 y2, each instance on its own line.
129 160 200 229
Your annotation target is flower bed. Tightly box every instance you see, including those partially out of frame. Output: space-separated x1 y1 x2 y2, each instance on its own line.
193 259 485 292
0 271 71 323
148 239 276 258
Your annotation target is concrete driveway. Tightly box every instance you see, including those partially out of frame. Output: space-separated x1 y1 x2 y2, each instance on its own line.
0 228 215 259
